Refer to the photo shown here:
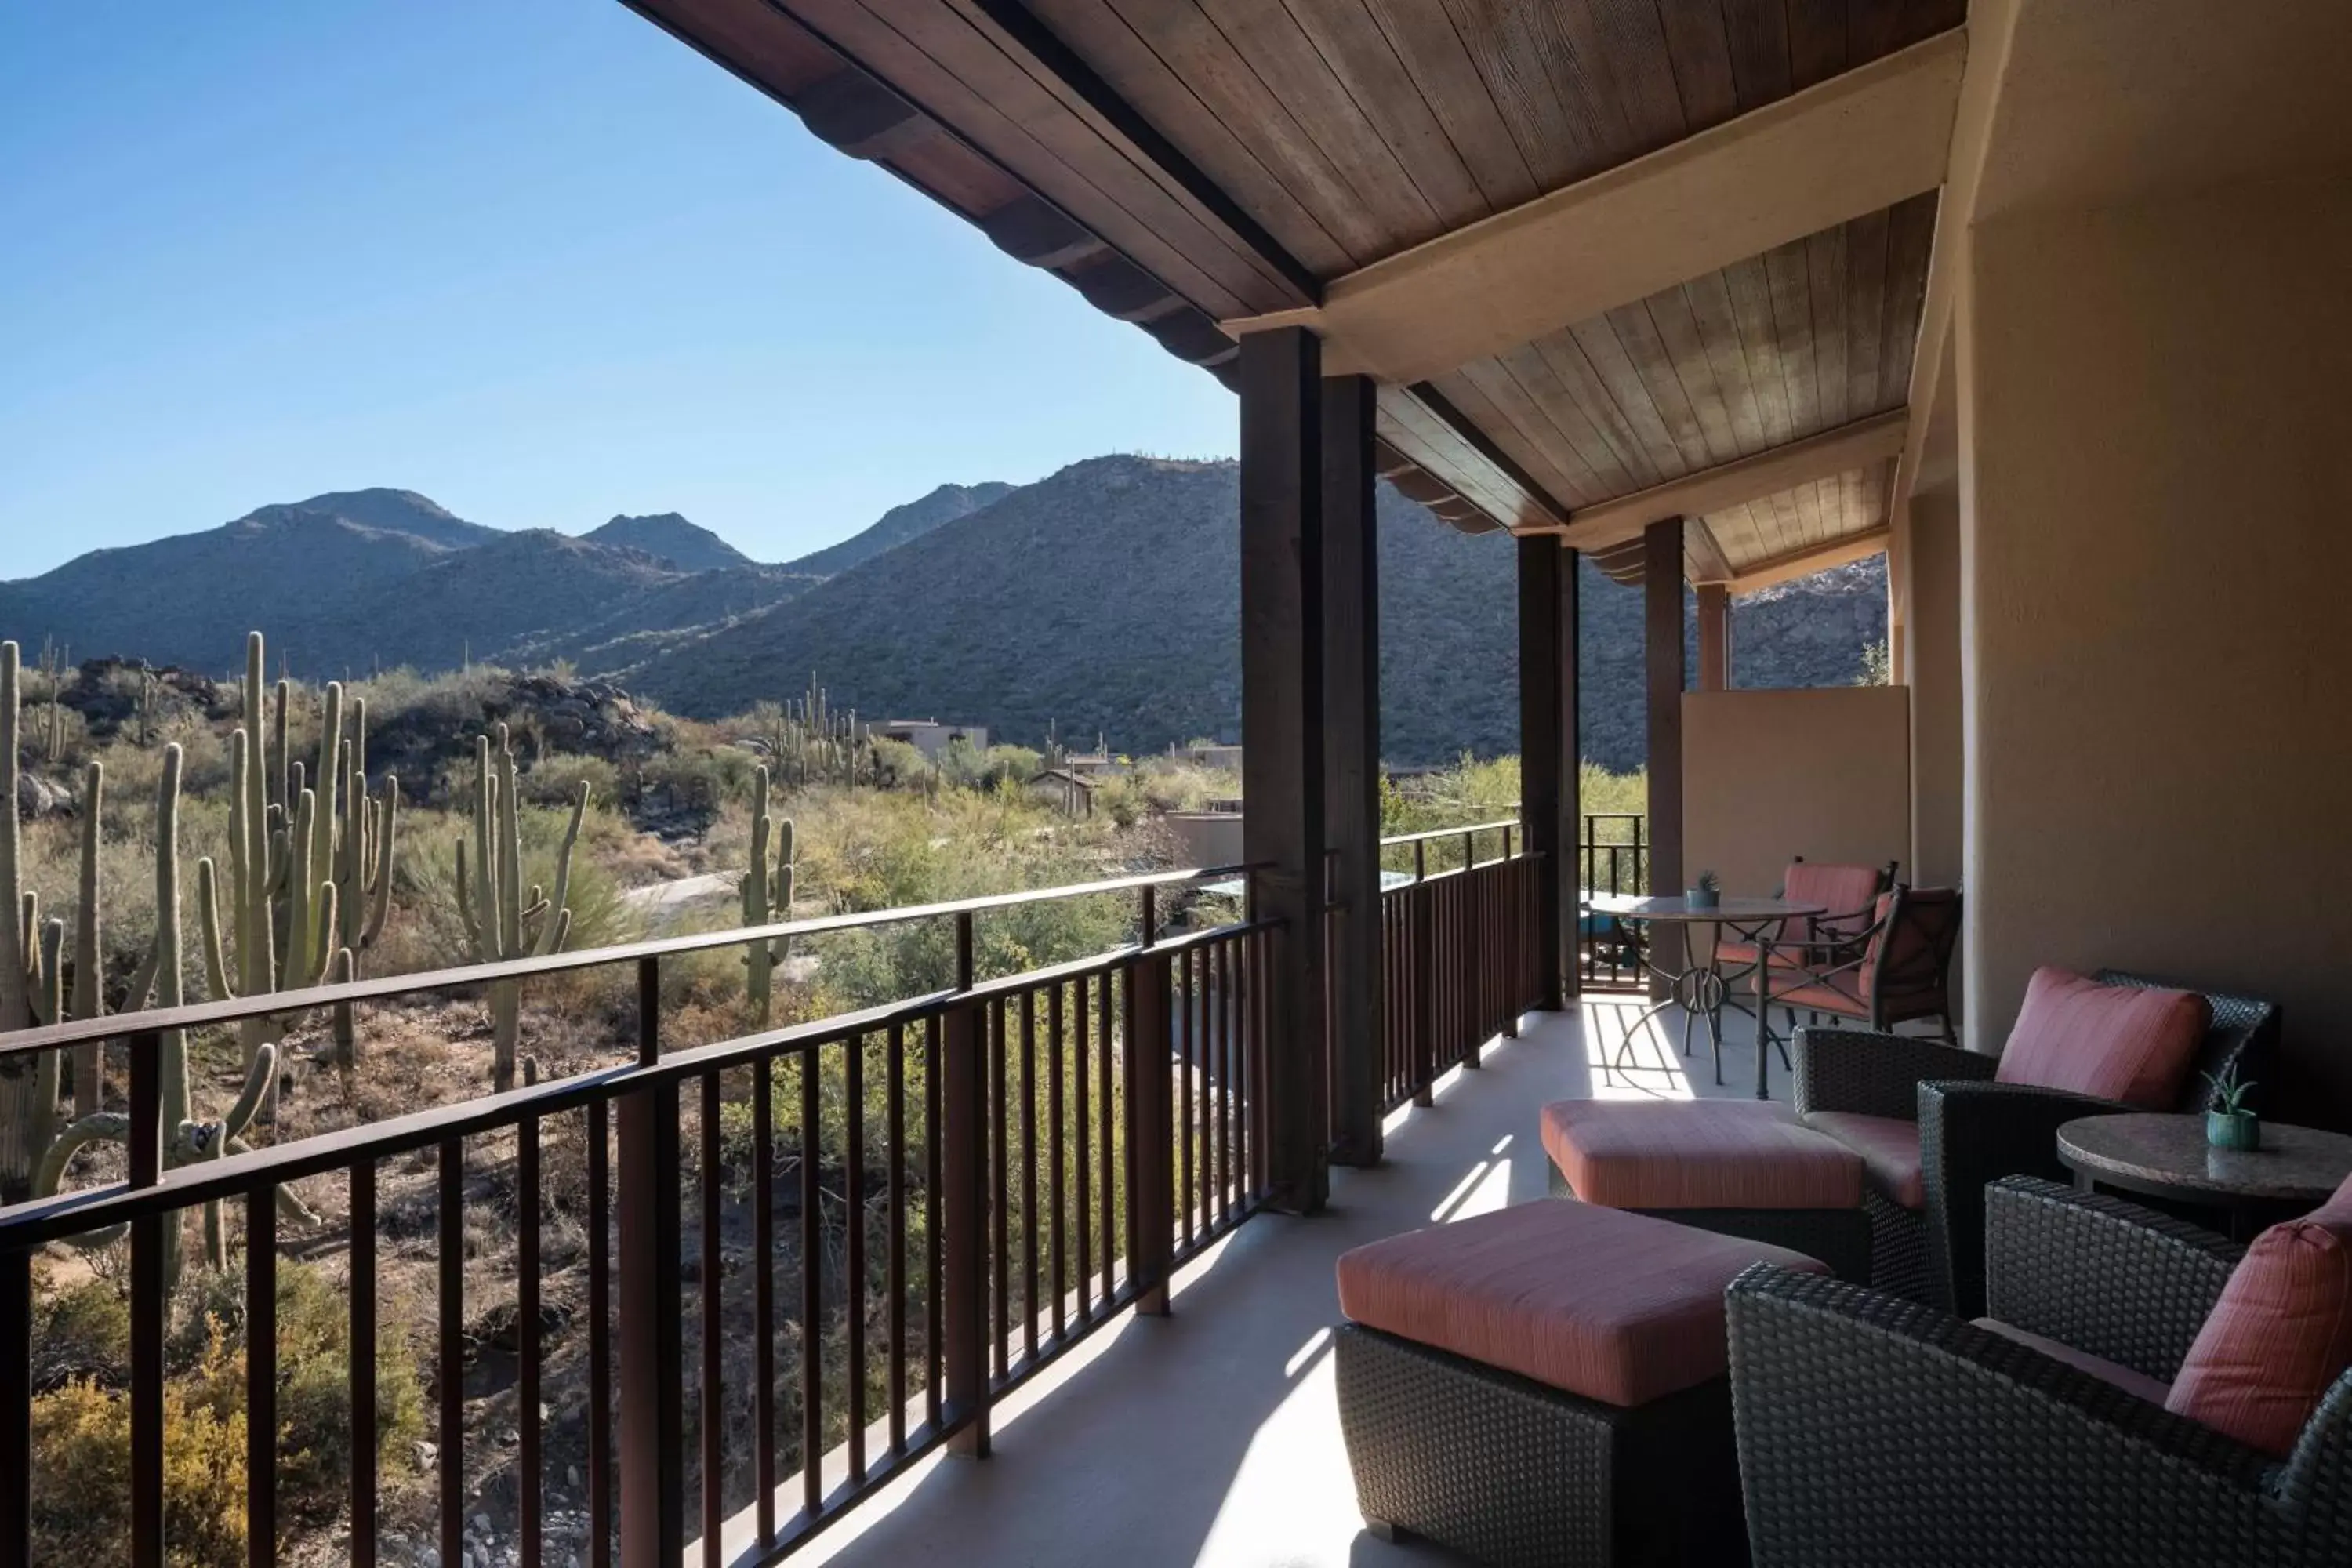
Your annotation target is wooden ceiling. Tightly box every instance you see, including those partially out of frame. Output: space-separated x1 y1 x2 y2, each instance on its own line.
623 0 1966 584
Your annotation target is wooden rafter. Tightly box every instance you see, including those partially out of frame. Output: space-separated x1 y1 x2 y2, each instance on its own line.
1550 410 1907 550
1221 29 1969 384
1684 517 1735 586
1730 529 1893 596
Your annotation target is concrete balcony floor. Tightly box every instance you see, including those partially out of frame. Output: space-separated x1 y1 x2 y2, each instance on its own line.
800 996 1792 1568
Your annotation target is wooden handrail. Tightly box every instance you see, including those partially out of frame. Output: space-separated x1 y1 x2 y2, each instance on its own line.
0 859 1265 1059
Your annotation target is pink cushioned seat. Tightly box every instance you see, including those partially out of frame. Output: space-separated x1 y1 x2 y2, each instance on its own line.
1336 1199 1827 1407
1541 1098 1864 1210
1802 1111 1926 1210
2167 1173 2352 1456
1995 966 2210 1108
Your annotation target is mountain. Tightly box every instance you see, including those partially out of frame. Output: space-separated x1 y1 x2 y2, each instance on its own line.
631 456 1887 770
782 481 1015 578
3 466 1883 768
581 513 753 573
0 495 815 679
289 488 501 549
0 504 457 669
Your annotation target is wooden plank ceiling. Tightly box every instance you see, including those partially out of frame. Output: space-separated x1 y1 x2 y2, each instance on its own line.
623 0 1964 582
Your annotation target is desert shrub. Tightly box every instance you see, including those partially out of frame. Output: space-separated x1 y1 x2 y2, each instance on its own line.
28 1256 430 1565
31 1367 245 1568
520 750 619 809
32 1273 130 1388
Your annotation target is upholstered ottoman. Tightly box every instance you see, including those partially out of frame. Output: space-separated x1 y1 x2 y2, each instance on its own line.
1334 1200 1828 1567
1540 1098 1874 1283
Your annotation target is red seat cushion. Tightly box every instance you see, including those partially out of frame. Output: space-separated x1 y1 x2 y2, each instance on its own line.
1784 862 1886 940
1971 1319 2173 1406
1804 1112 1925 1209
1336 1199 1828 1406
2166 1177 2352 1456
1994 967 2209 1108
1541 1098 1864 1210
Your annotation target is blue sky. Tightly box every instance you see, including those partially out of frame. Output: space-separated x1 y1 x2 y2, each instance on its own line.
0 0 1238 575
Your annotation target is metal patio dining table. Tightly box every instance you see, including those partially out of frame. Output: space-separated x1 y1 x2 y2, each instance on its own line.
1585 892 1828 1098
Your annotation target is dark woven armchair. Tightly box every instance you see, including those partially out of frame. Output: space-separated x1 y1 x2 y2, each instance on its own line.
1728 1178 2352 1567
1793 969 2279 1315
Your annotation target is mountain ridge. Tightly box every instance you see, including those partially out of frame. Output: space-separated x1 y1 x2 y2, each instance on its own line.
0 463 1884 768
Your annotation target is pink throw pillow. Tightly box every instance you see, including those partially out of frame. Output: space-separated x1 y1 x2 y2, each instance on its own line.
1994 967 2209 1107
2167 1178 2352 1455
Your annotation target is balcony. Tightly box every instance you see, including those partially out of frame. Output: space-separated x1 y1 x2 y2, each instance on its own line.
787 1003 1773 1568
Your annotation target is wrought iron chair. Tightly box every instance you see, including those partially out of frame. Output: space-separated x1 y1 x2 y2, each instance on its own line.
1708 858 1896 1065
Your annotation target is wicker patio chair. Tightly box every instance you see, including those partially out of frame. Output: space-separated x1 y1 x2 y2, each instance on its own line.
1726 1178 2352 1567
1793 970 2281 1316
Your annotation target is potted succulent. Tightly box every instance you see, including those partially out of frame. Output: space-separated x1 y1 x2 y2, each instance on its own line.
2205 1062 2261 1152
1686 869 1722 911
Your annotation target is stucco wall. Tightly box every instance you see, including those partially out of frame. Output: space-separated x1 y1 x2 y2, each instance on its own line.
1961 173 2352 1122
1907 485 1965 891
1682 688 1912 903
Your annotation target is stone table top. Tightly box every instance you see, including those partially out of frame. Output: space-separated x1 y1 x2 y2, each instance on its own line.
2058 1112 2352 1203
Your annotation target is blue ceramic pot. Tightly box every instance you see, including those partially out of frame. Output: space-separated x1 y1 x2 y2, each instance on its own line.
2208 1110 2261 1152
1686 886 1719 910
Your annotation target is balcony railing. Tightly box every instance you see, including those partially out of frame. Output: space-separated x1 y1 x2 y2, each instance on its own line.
1579 812 1649 989
1371 822 1543 1113
0 864 1279 1568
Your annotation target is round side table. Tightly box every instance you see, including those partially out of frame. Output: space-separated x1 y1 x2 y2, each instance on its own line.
2056 1112 2352 1240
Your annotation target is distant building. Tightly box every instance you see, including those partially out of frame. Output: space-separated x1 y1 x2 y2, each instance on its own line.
1166 809 1244 869
1174 742 1243 772
877 719 988 760
1027 768 1095 818
1062 750 1124 778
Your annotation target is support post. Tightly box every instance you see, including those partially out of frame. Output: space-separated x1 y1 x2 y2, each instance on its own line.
1239 326 1330 1214
1644 519 1687 996
942 914 990 1453
1321 372 1382 1167
1519 537 1577 1009
1128 941 1174 1313
1697 583 1731 692
616 960 682 1568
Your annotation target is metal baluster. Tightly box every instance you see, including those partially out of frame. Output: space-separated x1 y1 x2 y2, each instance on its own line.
518 1112 542 1568
351 1160 379 1568
753 1055 776 1544
247 1181 278 1568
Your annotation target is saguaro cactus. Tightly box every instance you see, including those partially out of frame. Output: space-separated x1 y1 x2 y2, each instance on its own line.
195 633 343 1105
35 745 296 1282
740 765 797 1024
456 724 586 1091
328 697 397 1069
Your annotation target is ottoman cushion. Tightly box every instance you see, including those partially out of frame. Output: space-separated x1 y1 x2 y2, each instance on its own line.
1335 1198 1828 1406
1804 1111 1926 1209
1540 1098 1864 1210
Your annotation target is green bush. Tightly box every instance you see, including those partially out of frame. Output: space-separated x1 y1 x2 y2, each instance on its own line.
29 1258 429 1566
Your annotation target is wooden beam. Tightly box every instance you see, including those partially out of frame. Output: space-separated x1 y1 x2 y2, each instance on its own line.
1554 410 1908 550
1895 0 2021 517
1321 374 1382 1168
1685 517 1735 585
1375 384 1569 533
1238 327 1330 1216
1730 528 1892 596
1644 521 1687 993
1224 30 1968 383
1519 537 1577 1007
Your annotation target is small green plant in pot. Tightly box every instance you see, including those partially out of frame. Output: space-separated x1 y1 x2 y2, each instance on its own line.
1686 869 1721 911
2205 1062 2261 1152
